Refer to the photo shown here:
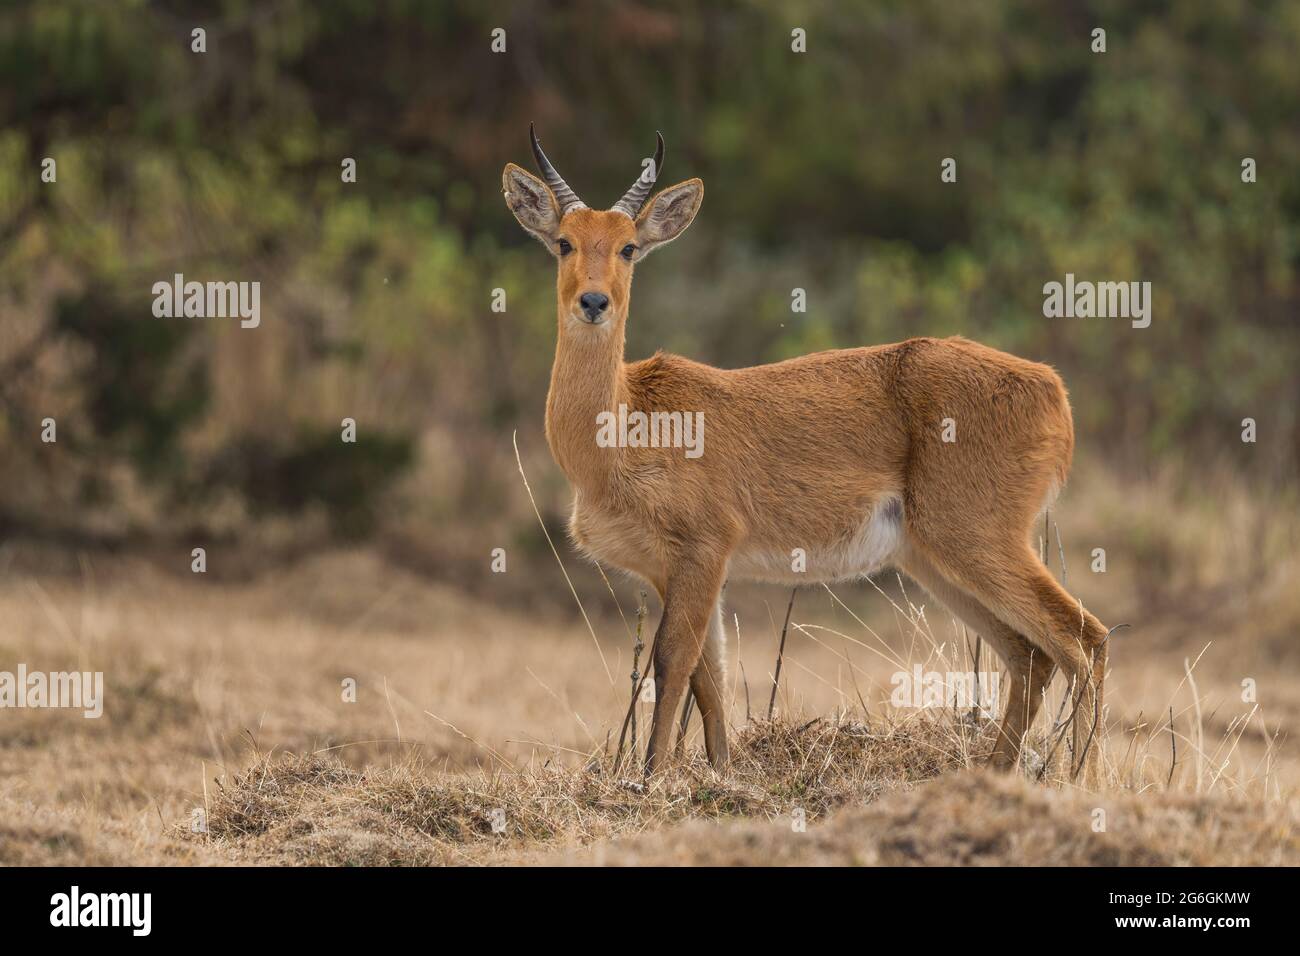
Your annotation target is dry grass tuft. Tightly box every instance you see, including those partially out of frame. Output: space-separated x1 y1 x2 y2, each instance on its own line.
193 713 976 864
188 707 1298 866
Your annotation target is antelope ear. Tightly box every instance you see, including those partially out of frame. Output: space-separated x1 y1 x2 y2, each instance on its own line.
503 163 561 247
635 179 703 257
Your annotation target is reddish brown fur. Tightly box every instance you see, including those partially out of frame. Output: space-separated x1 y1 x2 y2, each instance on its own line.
504 155 1109 785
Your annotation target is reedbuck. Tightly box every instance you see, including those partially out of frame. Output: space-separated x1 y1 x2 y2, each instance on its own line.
503 128 1109 784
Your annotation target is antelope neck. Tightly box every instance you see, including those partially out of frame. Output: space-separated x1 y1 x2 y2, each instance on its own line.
544 309 629 490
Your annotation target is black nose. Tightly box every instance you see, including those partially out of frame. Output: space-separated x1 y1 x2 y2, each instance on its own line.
579 292 609 320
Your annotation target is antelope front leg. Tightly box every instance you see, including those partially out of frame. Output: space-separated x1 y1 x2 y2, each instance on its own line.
645 557 727 777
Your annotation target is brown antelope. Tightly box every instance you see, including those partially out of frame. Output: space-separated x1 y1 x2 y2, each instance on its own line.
503 127 1109 784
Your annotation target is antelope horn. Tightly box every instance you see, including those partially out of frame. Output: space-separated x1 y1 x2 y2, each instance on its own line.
530 123 586 215
610 132 665 219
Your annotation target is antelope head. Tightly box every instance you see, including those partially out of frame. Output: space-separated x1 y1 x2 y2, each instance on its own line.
503 125 703 327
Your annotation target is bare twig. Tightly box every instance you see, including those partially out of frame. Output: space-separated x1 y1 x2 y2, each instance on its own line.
1053 518 1068 586
631 591 646 751
615 590 650 770
1167 706 1178 788
768 588 797 719
676 690 695 755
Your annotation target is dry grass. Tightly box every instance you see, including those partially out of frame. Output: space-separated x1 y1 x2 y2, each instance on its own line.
563 769 1298 867
0 464 1297 865
182 712 1296 866
192 714 957 865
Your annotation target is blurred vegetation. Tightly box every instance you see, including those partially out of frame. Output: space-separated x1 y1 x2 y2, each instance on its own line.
0 0 1296 560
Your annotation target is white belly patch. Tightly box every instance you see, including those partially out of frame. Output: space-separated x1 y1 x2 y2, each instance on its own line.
730 495 904 584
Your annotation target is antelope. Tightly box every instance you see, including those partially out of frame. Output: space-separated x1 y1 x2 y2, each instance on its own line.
503 127 1109 784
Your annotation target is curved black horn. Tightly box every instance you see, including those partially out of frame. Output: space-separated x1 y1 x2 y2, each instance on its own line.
529 123 586 214
610 132 665 219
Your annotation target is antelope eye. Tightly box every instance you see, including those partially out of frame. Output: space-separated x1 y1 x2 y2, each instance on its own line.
620 244 637 260
557 238 572 256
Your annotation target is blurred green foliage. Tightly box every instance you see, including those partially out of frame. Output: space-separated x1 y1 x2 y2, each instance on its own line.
0 0 1296 547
